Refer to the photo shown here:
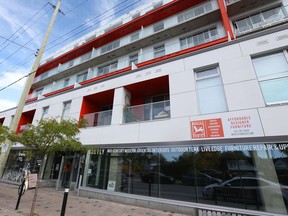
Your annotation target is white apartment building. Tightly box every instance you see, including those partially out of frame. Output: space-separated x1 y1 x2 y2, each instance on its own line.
1 0 288 215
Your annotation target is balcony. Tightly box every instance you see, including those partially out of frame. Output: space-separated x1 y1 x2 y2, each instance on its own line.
234 6 288 36
124 100 170 123
83 110 112 127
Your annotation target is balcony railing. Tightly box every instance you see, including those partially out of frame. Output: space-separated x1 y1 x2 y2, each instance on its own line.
83 110 112 127
33 0 219 85
234 6 288 36
124 100 170 123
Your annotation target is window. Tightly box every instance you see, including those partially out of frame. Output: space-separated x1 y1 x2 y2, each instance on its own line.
35 88 43 97
41 106 49 120
98 61 118 76
154 44 165 58
252 51 288 105
80 52 92 62
153 21 164 32
64 78 70 87
130 32 140 42
76 71 88 83
61 101 71 120
234 6 286 35
195 67 227 114
101 40 120 54
129 54 138 66
180 28 219 50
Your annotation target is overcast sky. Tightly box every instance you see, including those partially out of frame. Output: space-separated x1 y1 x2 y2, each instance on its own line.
0 0 149 112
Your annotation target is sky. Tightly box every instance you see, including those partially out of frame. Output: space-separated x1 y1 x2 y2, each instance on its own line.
0 0 149 112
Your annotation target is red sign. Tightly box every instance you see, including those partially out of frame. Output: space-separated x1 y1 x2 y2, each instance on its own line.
191 118 224 139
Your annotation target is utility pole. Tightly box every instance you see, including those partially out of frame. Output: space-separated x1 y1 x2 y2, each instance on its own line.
0 0 63 178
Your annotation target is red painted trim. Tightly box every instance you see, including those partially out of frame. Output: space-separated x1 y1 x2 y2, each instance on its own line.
43 85 74 97
217 0 235 40
26 37 228 103
36 0 207 76
137 37 228 68
26 97 38 103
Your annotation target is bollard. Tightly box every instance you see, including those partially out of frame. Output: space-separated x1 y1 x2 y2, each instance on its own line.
60 188 69 216
15 179 26 210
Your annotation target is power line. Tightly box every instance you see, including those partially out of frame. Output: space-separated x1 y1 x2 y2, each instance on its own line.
0 35 35 52
0 3 50 52
0 0 147 92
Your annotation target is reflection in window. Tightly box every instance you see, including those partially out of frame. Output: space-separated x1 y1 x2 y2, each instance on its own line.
252 51 288 105
195 67 227 114
83 143 288 215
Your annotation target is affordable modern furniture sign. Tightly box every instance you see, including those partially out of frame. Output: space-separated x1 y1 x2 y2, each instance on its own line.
190 110 263 139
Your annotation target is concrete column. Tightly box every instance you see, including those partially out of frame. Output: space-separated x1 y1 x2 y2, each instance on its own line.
111 87 131 125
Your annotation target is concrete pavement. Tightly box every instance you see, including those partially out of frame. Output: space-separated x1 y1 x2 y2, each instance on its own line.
0 181 190 216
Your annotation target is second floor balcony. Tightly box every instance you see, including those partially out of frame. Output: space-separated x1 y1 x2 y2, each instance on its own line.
83 110 112 127
124 100 170 123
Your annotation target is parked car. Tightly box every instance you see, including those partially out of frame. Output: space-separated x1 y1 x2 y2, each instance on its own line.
202 176 288 203
181 173 222 186
141 172 175 184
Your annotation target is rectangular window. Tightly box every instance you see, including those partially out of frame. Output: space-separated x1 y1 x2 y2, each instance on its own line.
195 67 227 114
130 32 140 42
76 71 88 83
252 51 288 105
153 21 164 32
129 54 138 66
41 106 49 120
98 61 118 76
154 44 165 58
234 6 286 35
180 28 218 50
35 88 43 97
64 78 70 87
61 101 71 120
101 40 120 54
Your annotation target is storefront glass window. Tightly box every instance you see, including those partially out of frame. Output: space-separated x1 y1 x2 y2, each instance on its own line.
83 143 288 215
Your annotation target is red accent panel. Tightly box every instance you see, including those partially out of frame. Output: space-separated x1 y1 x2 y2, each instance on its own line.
43 86 74 98
137 37 228 68
0 118 4 125
26 37 227 103
36 0 207 76
26 97 38 103
17 110 35 133
217 0 235 40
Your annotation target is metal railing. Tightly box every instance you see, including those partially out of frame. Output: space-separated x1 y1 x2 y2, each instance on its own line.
124 100 170 123
83 110 112 127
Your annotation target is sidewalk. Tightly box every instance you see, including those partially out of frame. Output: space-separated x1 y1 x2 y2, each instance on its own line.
0 182 190 216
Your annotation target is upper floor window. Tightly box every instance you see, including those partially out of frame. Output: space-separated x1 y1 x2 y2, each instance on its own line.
153 21 164 32
252 51 288 105
129 54 138 66
64 78 70 87
234 6 287 35
178 1 213 23
180 28 218 49
76 71 88 83
35 88 43 97
101 40 120 54
98 61 118 76
130 32 140 42
195 67 227 114
61 101 71 120
41 106 49 120
154 44 165 58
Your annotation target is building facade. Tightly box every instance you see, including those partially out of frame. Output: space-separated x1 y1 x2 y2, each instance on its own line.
1 0 288 215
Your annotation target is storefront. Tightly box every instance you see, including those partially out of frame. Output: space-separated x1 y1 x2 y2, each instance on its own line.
81 142 288 215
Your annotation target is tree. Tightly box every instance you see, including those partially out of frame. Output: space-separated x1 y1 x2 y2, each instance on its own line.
9 118 87 216
0 125 9 153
